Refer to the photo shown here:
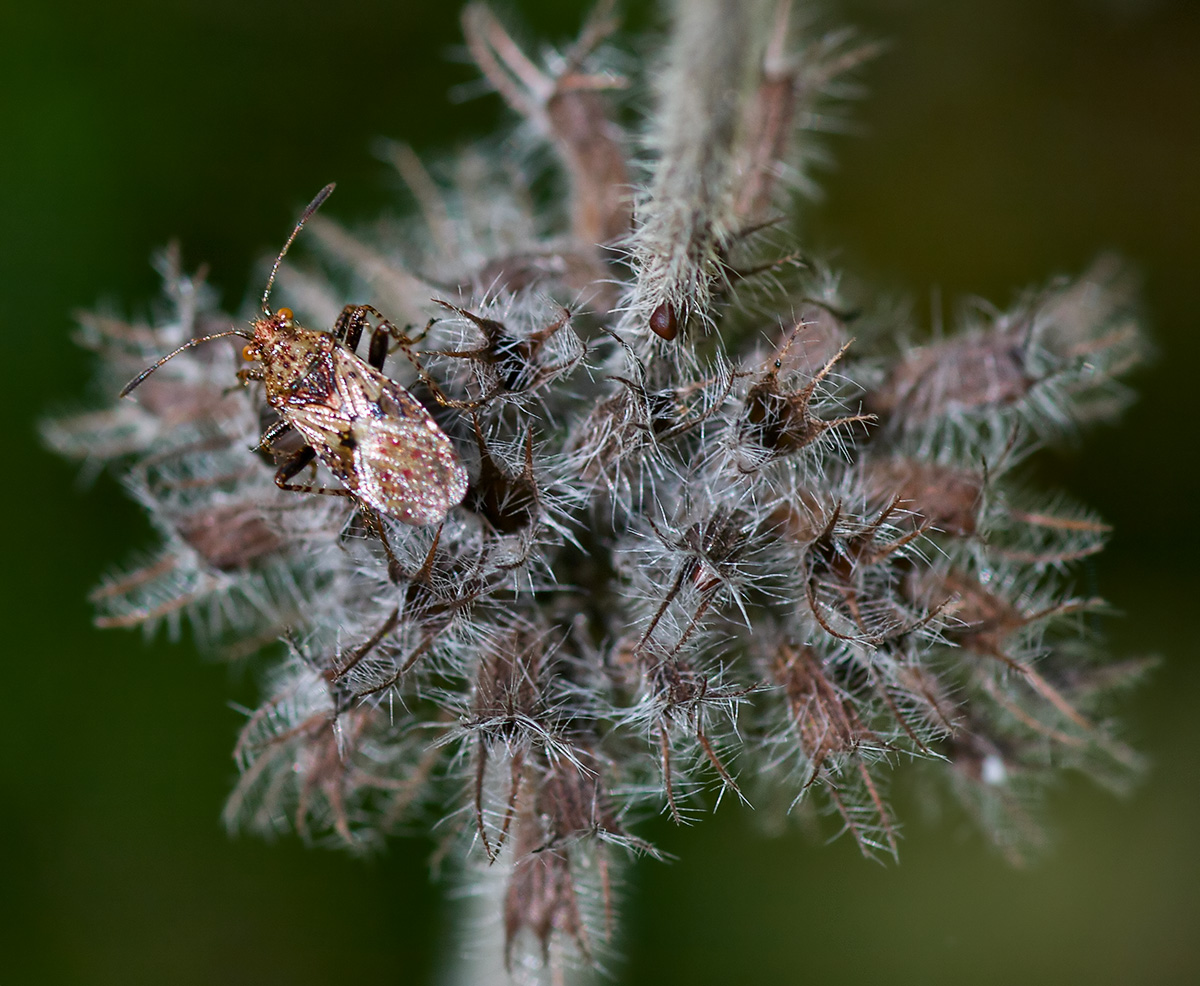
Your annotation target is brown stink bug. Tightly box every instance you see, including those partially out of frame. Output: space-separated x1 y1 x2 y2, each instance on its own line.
119 184 469 528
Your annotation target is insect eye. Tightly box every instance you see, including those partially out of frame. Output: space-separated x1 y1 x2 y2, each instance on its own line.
277 307 294 322
242 345 256 362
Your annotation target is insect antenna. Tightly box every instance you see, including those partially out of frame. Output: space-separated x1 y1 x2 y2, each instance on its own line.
122 184 338 399
119 330 253 398
261 182 336 315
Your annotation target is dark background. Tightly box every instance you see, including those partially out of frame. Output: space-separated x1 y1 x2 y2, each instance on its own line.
2 0 1197 982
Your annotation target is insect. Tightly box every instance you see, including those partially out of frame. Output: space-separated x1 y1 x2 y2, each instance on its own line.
120 183 469 528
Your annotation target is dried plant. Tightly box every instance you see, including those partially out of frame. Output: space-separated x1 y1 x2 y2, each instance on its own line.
44 1 1149 982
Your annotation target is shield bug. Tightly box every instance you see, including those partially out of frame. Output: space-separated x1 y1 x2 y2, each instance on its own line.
119 184 469 528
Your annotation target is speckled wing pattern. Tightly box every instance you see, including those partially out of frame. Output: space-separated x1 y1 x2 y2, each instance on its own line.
353 415 469 525
289 347 469 525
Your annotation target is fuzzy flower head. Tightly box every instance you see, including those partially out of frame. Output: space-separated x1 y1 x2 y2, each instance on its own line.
46 1 1149 982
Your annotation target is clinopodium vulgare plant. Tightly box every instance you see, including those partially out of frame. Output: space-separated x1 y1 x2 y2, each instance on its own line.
46 1 1149 981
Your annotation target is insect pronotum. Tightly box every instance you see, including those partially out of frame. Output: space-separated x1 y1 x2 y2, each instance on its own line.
120 184 469 528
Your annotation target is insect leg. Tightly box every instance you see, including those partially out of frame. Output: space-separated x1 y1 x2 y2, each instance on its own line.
350 305 430 347
225 364 265 397
274 445 356 499
361 506 404 584
340 304 431 369
391 333 497 408
334 305 371 352
368 325 390 371
347 305 480 407
253 418 292 452
364 317 434 369
429 382 504 410
406 318 435 346
275 447 403 583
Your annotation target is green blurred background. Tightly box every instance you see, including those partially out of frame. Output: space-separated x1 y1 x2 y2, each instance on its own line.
2 0 1197 982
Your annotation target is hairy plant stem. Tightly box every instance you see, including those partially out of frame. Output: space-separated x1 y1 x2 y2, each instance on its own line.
631 0 770 339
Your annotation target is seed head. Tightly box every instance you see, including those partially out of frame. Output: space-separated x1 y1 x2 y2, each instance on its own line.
45 2 1150 982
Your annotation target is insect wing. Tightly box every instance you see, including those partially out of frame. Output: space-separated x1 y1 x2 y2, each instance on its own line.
352 413 469 525
328 350 469 525
280 378 362 492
